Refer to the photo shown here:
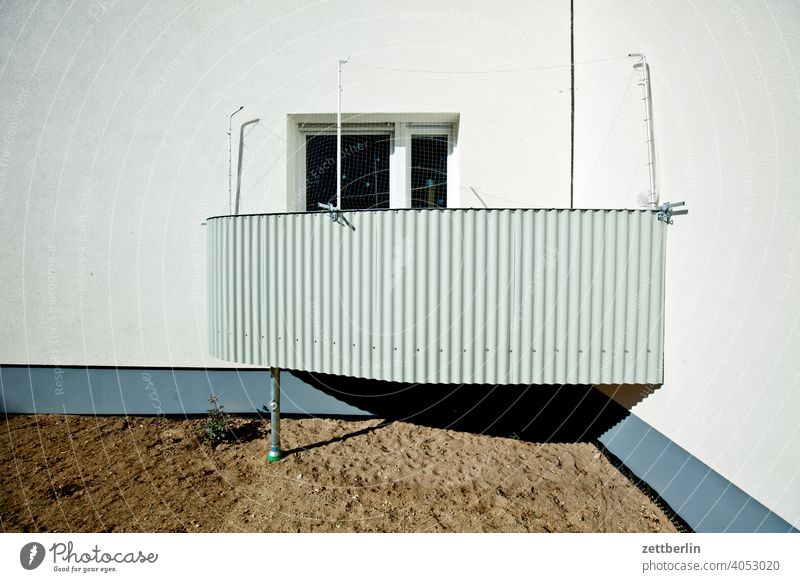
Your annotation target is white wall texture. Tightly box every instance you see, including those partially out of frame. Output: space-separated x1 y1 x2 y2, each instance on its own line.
574 0 800 529
0 1 798 526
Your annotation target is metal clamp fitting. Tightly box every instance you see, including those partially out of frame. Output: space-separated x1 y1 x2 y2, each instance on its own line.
657 201 686 224
318 202 338 222
317 203 355 231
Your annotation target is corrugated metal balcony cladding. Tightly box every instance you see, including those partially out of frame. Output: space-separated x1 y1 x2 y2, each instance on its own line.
208 208 666 385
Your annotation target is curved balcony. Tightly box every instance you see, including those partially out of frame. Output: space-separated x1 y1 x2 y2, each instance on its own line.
207 208 666 385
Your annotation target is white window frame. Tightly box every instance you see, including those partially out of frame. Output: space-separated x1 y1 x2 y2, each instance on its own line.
287 114 459 211
402 123 457 209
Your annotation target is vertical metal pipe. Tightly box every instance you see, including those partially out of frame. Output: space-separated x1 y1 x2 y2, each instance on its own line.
267 367 282 462
228 106 244 215
642 61 656 208
629 54 657 208
336 58 348 210
235 118 260 215
569 0 575 209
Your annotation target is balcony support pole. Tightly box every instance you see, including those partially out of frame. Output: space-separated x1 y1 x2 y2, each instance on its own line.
267 368 282 462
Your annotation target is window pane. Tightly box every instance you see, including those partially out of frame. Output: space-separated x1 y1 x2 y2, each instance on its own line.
306 134 391 211
411 135 448 208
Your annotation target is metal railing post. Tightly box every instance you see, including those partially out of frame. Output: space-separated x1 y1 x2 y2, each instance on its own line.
629 53 657 208
228 106 244 215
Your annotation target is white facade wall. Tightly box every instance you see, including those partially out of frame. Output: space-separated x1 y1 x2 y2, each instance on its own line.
1 1 798 526
574 0 800 530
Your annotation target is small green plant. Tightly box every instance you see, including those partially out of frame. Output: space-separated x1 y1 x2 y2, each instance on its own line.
203 393 231 447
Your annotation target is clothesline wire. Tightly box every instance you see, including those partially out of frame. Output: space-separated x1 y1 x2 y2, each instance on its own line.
349 54 629 74
578 68 638 194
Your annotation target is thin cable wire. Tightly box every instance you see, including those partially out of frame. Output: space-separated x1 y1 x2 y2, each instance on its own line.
254 121 287 142
349 55 628 74
578 68 638 195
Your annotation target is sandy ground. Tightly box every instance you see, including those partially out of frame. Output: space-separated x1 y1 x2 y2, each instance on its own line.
0 414 679 533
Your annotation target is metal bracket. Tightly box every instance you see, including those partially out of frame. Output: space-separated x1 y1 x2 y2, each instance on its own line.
656 201 686 224
318 203 355 231
318 202 338 222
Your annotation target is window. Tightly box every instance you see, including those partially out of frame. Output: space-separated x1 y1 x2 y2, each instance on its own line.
411 135 448 208
289 114 459 211
305 134 391 211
